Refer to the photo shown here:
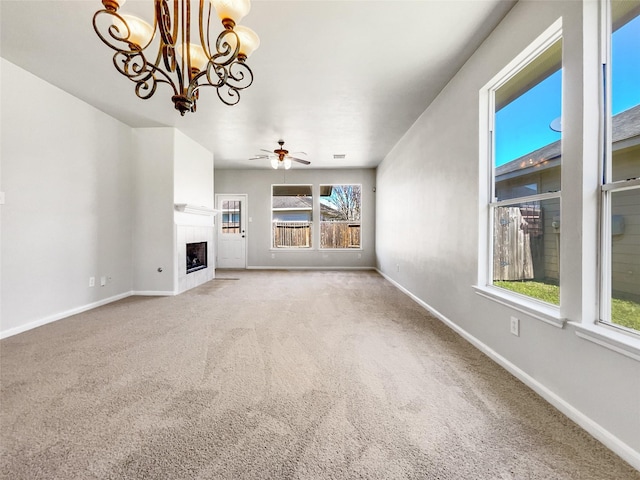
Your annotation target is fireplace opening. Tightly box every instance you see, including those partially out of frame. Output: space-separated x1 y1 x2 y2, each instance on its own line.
186 242 207 274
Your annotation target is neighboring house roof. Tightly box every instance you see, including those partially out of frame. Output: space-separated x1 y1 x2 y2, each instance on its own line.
273 196 312 210
272 196 341 217
497 104 640 179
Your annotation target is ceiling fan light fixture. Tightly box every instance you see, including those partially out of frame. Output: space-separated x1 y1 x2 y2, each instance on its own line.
284 157 292 170
271 158 279 169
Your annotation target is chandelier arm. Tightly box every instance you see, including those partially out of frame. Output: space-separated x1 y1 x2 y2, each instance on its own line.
216 83 242 106
211 28 241 67
156 0 181 90
155 0 175 47
225 61 254 90
113 50 179 98
199 0 211 59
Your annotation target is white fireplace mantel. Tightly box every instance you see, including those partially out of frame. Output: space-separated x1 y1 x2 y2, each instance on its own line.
174 204 219 216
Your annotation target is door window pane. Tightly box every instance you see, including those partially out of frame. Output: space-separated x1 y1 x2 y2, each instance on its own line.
221 200 241 234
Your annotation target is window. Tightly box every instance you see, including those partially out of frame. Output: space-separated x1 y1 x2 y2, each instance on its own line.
487 29 563 307
272 185 313 248
600 1 640 334
320 185 362 249
221 200 241 234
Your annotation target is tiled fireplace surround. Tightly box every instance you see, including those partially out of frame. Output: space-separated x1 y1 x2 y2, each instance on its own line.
175 207 216 294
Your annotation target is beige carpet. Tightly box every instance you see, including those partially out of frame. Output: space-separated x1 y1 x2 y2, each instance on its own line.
1 270 638 479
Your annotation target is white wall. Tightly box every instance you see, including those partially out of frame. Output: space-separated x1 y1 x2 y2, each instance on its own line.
0 62 217 334
131 128 175 294
174 130 214 209
132 128 215 294
0 59 134 337
215 168 376 268
173 129 215 294
376 0 640 468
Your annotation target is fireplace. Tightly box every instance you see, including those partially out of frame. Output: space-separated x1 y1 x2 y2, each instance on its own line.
186 242 207 274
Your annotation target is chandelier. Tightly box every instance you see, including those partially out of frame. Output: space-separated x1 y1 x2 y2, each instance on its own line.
93 0 260 115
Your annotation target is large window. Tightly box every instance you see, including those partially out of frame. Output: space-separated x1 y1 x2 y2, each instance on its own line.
272 185 313 248
600 1 640 333
488 29 563 307
320 185 362 249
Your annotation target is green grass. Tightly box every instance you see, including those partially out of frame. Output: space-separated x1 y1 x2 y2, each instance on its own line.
494 280 640 332
494 281 559 305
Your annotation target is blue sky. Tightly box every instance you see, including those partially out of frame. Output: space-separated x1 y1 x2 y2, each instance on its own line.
495 14 640 167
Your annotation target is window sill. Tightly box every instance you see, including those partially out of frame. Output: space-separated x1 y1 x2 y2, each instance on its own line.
473 285 565 328
571 322 640 362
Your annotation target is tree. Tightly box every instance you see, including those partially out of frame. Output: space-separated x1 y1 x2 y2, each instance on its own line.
321 185 361 221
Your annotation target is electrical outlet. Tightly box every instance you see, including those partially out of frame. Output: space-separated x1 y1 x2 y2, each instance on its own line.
100 276 107 287
396 264 400 272
89 277 95 287
271 253 275 259
510 316 520 336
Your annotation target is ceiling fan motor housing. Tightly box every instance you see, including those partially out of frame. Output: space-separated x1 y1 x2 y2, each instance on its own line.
275 140 288 160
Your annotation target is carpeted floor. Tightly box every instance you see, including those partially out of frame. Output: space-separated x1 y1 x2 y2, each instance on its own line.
1 270 638 479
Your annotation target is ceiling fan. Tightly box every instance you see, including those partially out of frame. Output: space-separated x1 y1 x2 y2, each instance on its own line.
249 140 311 169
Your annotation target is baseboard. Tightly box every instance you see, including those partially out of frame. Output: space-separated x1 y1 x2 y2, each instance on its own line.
376 269 640 472
0 291 134 340
131 290 177 296
246 266 376 271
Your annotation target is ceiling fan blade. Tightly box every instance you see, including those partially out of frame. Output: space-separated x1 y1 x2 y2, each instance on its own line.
249 156 267 160
260 149 274 154
290 156 311 165
291 151 308 156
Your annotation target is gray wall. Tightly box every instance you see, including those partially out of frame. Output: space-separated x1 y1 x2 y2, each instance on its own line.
215 169 376 269
376 0 639 464
1 58 134 336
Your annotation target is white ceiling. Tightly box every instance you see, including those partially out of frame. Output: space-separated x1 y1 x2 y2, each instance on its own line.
0 0 515 169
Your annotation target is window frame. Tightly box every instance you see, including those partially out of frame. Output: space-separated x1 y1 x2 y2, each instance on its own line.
476 18 565 328
271 184 314 250
597 0 640 336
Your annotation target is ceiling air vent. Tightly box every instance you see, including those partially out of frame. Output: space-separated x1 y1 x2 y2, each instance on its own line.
333 154 346 160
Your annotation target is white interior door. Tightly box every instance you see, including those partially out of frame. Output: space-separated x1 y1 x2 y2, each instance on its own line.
216 194 247 268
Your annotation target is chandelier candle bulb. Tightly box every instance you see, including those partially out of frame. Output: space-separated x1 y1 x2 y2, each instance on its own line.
210 0 251 27
177 43 210 72
120 15 153 47
233 25 260 59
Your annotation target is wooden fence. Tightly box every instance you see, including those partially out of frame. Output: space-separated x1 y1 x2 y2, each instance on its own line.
272 221 361 248
273 221 311 248
321 221 361 248
493 206 536 281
